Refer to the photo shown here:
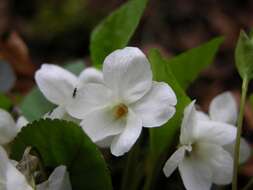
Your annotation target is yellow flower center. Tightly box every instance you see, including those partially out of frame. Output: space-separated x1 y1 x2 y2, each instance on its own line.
114 103 128 119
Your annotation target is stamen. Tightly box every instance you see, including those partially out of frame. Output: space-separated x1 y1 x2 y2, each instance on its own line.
114 103 128 119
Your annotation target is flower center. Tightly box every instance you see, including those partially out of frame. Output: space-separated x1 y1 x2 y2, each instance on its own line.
114 103 128 119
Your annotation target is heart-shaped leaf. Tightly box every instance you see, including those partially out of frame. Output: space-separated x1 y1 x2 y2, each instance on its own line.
11 119 112 190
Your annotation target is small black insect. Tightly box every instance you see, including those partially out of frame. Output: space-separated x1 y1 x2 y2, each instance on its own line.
72 88 77 98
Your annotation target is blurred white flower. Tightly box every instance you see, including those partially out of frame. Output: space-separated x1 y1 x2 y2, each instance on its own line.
0 108 28 145
0 146 33 190
35 64 103 120
196 92 251 163
37 166 72 190
163 101 237 190
67 47 177 156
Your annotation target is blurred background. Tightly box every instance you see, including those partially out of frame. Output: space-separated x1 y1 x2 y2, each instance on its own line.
1 0 253 188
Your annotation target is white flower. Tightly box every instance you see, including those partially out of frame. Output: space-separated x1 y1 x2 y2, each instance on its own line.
37 166 72 190
196 92 251 163
0 146 33 190
67 47 177 156
35 64 103 120
163 101 237 190
0 108 28 145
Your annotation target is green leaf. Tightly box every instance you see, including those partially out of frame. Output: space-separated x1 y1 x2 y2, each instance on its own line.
0 93 12 111
19 61 85 121
90 0 148 66
235 30 253 80
148 49 190 158
169 37 223 89
11 119 112 190
20 88 54 121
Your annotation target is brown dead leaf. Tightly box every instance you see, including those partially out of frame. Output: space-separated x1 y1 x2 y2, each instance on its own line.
0 31 36 77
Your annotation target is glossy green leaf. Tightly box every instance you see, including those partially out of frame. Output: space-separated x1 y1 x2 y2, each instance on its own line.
235 30 253 80
19 61 85 121
11 119 112 190
169 37 223 89
90 0 148 66
148 49 190 158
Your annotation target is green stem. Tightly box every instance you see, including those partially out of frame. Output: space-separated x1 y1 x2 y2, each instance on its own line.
242 177 253 190
232 77 249 190
120 137 143 190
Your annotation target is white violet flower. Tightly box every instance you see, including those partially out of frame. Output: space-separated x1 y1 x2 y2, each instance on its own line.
67 47 177 156
0 108 28 145
35 64 103 120
163 101 237 190
196 91 251 163
0 146 32 190
37 165 72 190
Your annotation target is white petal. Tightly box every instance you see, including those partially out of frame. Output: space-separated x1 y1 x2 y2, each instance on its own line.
178 156 212 190
35 64 78 106
96 136 114 148
44 106 79 123
44 106 66 119
180 101 197 145
7 163 33 190
238 138 251 163
78 67 103 86
0 146 8 189
0 109 18 145
224 138 251 164
0 147 32 190
37 166 72 190
16 116 29 131
195 121 236 145
110 110 142 156
103 47 152 103
197 142 233 185
80 107 125 142
163 147 185 177
196 111 210 121
209 92 238 125
132 82 176 128
67 83 113 119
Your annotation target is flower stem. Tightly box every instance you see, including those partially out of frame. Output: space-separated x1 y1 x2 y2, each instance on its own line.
232 76 249 190
242 177 253 190
120 136 143 190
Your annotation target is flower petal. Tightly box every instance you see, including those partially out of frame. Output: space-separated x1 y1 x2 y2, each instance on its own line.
80 107 125 142
224 138 251 164
163 147 185 177
197 142 233 185
110 110 142 156
196 111 210 121
35 64 78 106
37 166 72 190
103 47 152 103
195 121 236 145
132 82 176 128
180 101 197 145
7 163 33 190
178 156 212 190
78 67 103 86
16 116 29 131
96 136 114 148
67 83 113 119
209 92 237 125
0 109 18 145
0 147 32 190
44 106 79 123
